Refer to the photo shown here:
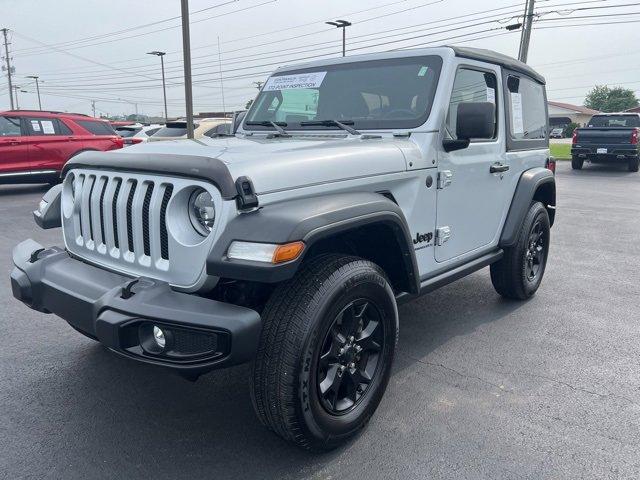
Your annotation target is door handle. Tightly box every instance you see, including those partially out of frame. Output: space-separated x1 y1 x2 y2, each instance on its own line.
490 163 510 173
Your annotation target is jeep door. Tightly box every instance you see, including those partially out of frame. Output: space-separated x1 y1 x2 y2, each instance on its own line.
435 63 511 263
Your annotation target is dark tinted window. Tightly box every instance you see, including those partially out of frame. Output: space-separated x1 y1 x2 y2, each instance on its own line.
76 120 116 135
0 116 22 136
204 123 231 137
152 122 197 137
507 76 546 140
116 127 142 138
245 55 442 131
587 115 640 128
57 119 73 135
144 127 161 136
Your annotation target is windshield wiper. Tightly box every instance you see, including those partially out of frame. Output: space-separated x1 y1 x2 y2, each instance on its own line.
245 120 290 137
300 119 361 135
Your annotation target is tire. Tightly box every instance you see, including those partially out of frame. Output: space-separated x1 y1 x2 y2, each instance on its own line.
628 157 639 172
571 156 583 170
491 202 550 300
250 254 398 451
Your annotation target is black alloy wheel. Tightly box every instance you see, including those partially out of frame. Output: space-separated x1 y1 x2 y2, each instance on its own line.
317 299 385 415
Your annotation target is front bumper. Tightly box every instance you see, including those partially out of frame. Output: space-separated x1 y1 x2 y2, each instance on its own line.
11 239 261 378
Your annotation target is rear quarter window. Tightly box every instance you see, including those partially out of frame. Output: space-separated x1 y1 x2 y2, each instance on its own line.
76 120 117 136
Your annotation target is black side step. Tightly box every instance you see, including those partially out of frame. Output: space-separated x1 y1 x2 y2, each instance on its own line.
396 250 503 304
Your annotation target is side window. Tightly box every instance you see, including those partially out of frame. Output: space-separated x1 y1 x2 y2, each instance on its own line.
27 118 63 136
0 116 22 136
76 120 117 136
506 76 546 140
144 127 160 136
57 119 73 135
446 68 497 140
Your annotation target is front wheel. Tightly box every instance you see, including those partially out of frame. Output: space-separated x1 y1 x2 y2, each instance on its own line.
250 254 398 451
491 202 551 300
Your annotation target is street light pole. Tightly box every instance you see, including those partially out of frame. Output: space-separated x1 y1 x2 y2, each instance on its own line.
147 51 168 121
326 20 352 57
26 75 42 109
180 0 195 139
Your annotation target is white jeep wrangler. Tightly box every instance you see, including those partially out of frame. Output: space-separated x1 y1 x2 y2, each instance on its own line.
12 46 555 451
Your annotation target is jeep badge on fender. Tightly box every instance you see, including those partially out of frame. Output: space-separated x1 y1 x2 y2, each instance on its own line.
10 46 555 452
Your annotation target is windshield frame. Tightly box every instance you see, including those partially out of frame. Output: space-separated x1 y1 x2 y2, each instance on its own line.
243 55 443 132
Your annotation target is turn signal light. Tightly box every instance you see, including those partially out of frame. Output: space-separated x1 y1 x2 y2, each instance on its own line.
273 241 305 264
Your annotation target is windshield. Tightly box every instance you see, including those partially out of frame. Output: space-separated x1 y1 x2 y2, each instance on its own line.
588 115 640 128
245 55 442 131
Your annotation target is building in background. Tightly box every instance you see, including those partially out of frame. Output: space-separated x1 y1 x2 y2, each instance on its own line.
548 101 600 128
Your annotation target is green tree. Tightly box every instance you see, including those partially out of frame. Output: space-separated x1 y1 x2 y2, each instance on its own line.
584 85 639 112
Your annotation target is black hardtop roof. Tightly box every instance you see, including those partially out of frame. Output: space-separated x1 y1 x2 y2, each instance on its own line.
448 46 546 85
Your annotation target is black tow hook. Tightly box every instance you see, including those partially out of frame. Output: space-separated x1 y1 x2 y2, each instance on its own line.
121 279 140 299
29 248 46 263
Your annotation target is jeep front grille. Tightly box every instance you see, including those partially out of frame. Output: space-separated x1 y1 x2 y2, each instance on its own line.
61 168 225 290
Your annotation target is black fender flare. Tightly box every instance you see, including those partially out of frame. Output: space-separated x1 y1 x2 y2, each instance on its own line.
207 191 420 292
500 167 556 247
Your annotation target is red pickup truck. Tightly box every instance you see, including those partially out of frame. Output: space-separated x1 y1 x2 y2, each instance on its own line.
0 110 123 185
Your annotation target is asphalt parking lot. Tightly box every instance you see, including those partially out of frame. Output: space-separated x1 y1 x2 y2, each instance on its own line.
1 161 639 479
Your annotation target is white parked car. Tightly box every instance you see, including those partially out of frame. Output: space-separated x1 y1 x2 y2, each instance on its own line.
115 124 163 145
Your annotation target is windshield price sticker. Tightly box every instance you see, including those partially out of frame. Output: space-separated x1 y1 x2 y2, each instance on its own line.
263 72 327 91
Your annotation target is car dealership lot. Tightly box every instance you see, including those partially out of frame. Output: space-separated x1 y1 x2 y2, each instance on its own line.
1 161 639 479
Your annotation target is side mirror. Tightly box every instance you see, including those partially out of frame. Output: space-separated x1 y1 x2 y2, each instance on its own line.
443 102 496 152
33 183 62 229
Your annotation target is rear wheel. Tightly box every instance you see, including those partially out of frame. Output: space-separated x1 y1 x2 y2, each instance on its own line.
250 254 398 451
628 157 639 172
491 202 550 300
571 156 583 170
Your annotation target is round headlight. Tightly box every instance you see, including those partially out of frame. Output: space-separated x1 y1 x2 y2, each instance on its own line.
189 189 215 236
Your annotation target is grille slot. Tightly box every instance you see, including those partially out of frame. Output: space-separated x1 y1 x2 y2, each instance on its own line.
160 185 173 260
142 183 154 257
112 179 121 249
126 181 137 253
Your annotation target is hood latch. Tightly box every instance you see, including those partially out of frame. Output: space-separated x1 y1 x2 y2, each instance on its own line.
235 176 259 212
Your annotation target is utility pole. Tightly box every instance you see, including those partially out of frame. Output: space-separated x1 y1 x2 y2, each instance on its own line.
518 0 535 63
217 36 226 115
147 51 168 121
91 100 96 117
2 28 14 109
253 81 264 90
12 85 19 110
26 75 41 109
326 20 352 57
180 0 195 139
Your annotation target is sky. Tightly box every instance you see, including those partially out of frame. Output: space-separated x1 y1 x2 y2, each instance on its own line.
1 0 638 117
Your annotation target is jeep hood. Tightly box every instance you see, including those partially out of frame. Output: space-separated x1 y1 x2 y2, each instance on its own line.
115 135 410 195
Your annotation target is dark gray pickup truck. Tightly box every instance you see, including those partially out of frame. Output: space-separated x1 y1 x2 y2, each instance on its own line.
571 113 640 172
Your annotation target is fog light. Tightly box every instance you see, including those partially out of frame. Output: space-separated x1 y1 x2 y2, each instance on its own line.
153 326 166 349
